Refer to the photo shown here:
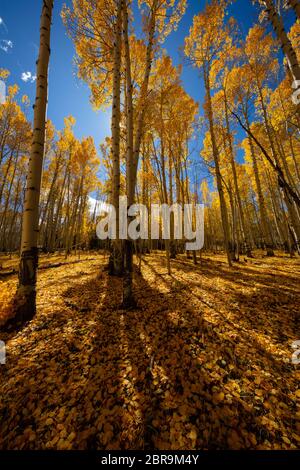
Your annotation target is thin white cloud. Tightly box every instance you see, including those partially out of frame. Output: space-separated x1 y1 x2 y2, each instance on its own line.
0 17 8 33
0 39 13 53
21 71 37 83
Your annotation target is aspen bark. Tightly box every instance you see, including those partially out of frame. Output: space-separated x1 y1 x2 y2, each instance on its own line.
204 72 232 266
232 109 300 208
7 179 21 252
123 0 136 307
263 161 286 246
277 86 300 180
123 0 158 303
110 0 123 276
132 0 157 189
264 0 300 82
224 93 252 256
256 85 300 243
15 0 53 322
159 105 171 275
168 142 176 259
247 130 275 255
50 165 68 252
40 150 62 246
185 162 197 265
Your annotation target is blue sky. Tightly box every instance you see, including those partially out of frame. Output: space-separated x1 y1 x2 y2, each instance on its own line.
0 0 111 149
0 0 293 189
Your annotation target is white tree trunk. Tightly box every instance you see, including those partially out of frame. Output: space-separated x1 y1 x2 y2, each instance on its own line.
122 0 136 307
110 0 124 276
264 0 300 82
132 0 157 189
15 0 53 322
204 72 232 266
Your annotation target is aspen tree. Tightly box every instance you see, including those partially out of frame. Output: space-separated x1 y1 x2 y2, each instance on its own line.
122 0 136 306
122 0 186 303
14 0 53 321
184 0 233 266
110 0 124 275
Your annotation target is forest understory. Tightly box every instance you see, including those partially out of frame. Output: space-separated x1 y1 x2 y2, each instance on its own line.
0 251 299 450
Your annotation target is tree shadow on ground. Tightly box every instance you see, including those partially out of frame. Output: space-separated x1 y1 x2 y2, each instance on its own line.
151 254 299 354
124 258 298 449
0 254 298 450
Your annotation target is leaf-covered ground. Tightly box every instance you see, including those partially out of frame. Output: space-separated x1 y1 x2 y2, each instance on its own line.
0 251 299 450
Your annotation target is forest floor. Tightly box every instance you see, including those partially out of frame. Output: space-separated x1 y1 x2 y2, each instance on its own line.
0 250 299 450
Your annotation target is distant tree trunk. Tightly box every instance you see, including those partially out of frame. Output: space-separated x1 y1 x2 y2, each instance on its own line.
67 174 83 257
258 89 300 245
183 152 197 264
40 151 62 247
0 154 18 243
246 123 274 255
50 166 68 252
279 178 300 242
14 0 53 323
64 167 71 257
7 178 22 252
224 93 252 256
274 133 299 195
204 72 232 266
159 112 171 275
0 145 19 205
232 109 300 208
277 85 300 181
263 161 286 246
168 142 176 259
